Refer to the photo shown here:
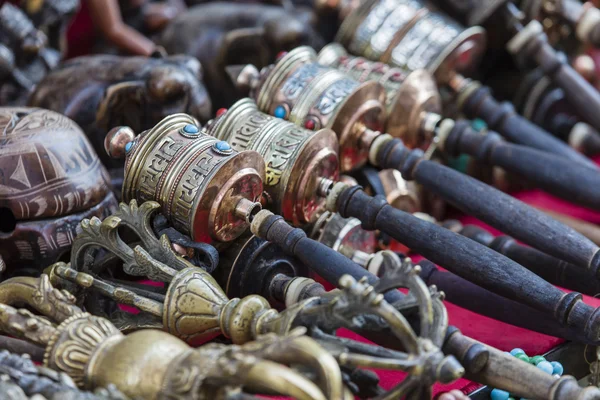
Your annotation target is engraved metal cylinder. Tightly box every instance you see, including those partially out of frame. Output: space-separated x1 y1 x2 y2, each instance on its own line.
318 43 442 149
253 46 387 172
120 113 265 243
334 0 486 83
206 99 339 226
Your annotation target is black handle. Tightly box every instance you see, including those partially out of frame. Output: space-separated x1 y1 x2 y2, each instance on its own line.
335 186 600 341
579 127 600 157
456 224 600 296
418 260 596 344
541 49 600 130
251 211 493 374
524 29 600 133
377 138 600 276
444 120 600 210
460 84 598 169
252 212 402 304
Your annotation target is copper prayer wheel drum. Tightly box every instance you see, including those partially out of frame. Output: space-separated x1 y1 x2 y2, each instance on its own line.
252 46 386 172
318 43 442 149
113 113 265 243
0 107 117 274
206 99 339 226
332 0 486 83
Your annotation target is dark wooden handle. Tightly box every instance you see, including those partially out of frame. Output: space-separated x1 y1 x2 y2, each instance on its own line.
460 83 597 168
580 128 600 157
444 120 600 210
533 39 600 132
418 260 594 343
444 328 600 400
335 186 600 341
376 138 600 275
253 212 402 304
458 224 600 296
251 212 493 377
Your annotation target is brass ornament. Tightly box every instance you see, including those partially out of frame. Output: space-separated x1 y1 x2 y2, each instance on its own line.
105 113 265 243
46 200 464 397
0 276 344 400
205 98 339 225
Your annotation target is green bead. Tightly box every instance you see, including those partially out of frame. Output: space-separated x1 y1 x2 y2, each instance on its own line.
515 353 530 363
447 154 471 174
471 118 487 132
531 355 546 365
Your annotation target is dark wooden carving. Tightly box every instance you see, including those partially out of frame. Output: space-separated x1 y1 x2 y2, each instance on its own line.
0 3 61 105
156 2 323 107
0 107 117 274
27 54 211 170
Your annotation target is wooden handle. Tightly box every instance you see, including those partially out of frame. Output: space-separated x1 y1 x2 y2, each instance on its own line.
418 260 594 343
335 186 600 341
457 224 600 296
535 39 600 132
444 328 600 400
376 138 600 275
460 83 597 168
539 207 600 246
444 120 600 210
252 212 401 304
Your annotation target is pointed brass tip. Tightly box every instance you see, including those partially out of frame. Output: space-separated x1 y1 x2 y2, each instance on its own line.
245 360 328 400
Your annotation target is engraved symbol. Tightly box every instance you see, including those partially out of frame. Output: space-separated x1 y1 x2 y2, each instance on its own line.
9 156 31 188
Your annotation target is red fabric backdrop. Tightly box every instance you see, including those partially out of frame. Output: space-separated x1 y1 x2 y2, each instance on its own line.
63 5 600 397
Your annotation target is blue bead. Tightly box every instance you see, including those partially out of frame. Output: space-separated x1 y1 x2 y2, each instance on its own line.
550 361 564 376
274 105 286 119
536 361 554 375
490 388 510 400
215 141 231 151
183 124 199 134
510 348 525 356
125 142 133 153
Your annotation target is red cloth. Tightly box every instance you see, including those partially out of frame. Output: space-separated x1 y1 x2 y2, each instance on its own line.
66 7 600 396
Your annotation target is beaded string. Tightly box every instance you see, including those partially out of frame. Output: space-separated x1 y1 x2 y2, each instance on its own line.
489 348 564 400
